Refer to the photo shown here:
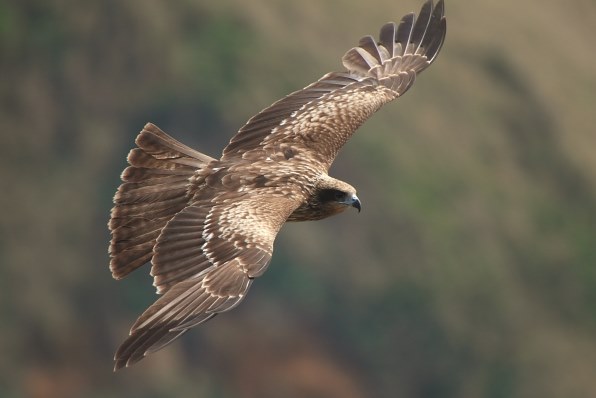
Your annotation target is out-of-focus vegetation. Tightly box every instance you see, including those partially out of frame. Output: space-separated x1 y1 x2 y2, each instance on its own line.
2 0 595 396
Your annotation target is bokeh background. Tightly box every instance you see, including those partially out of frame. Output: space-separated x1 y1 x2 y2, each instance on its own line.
2 0 596 397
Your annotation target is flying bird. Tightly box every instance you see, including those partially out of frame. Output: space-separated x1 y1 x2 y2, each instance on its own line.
109 0 446 370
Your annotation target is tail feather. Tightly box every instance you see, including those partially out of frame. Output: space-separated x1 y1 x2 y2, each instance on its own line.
114 180 189 205
109 123 215 280
110 194 188 219
135 124 214 165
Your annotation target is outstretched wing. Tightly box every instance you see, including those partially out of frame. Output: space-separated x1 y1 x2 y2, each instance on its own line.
114 193 300 370
222 0 446 170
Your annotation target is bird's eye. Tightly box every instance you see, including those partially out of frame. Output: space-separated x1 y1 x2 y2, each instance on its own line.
334 190 345 200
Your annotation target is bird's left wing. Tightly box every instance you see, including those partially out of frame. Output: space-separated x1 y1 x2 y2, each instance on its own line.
113 192 300 370
222 0 446 170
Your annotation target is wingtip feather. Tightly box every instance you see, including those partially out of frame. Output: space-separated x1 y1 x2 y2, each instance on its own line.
341 0 446 93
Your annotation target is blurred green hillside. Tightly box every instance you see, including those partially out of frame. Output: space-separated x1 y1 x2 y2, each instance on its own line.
1 0 595 397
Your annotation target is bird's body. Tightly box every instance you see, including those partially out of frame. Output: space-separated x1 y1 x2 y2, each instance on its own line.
109 0 446 369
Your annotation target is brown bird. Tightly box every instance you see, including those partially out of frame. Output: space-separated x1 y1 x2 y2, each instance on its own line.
109 0 446 370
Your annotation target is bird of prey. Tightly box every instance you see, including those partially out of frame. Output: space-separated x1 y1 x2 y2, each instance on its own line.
109 0 446 370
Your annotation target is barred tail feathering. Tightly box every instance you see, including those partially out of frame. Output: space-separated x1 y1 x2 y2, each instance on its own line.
108 123 215 280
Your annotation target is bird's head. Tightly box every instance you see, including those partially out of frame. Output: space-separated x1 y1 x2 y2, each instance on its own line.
312 176 361 218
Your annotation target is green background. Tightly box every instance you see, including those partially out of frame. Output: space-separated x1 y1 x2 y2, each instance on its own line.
1 0 595 397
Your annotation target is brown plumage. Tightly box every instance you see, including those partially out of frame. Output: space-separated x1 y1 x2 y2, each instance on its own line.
109 0 446 370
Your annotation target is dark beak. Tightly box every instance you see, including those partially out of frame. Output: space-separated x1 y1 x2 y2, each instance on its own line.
351 195 361 213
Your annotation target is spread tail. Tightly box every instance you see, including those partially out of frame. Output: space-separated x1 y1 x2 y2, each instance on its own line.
108 123 215 280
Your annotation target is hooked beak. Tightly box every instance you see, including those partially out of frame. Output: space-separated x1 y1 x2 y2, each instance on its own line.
351 194 361 213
